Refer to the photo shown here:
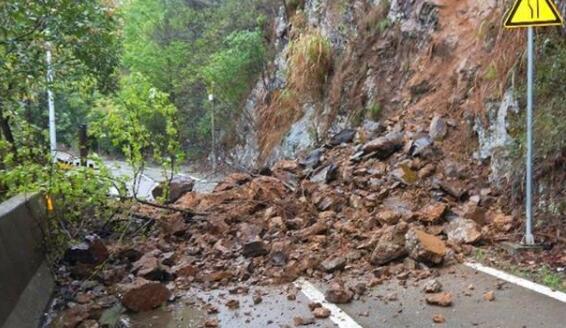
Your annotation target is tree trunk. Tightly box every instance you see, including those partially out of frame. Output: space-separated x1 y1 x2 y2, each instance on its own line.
0 99 18 161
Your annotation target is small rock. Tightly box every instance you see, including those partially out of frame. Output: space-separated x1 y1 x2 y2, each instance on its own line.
308 302 322 310
425 292 453 307
419 203 448 223
226 299 240 309
300 148 324 169
411 136 434 157
132 254 172 282
253 293 263 304
432 313 446 323
312 307 331 318
242 240 269 258
392 164 418 185
362 131 404 159
64 235 109 265
325 282 354 304
293 316 315 326
483 290 495 301
204 318 219 327
424 279 443 293
299 221 328 240
429 115 448 141
376 209 402 225
330 129 356 146
386 292 398 301
120 278 170 312
320 256 346 273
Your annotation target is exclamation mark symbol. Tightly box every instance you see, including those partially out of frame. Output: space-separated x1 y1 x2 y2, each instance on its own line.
536 0 540 18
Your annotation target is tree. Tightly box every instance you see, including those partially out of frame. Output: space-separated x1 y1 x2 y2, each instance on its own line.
0 0 120 163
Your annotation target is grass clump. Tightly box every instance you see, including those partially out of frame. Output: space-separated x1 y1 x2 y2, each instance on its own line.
368 102 382 121
287 29 332 99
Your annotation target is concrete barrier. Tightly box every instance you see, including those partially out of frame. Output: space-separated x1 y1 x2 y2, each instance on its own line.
0 194 54 328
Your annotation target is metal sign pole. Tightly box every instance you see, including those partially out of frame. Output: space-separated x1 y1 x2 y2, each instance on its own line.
524 26 535 245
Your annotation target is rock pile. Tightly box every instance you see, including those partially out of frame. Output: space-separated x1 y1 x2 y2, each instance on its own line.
50 121 514 326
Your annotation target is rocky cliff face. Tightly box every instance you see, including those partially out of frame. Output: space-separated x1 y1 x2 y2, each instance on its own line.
230 0 526 187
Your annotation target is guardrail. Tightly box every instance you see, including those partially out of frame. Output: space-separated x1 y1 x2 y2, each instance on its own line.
0 193 54 328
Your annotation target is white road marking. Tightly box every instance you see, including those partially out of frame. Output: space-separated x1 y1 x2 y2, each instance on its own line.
465 262 566 303
294 278 364 328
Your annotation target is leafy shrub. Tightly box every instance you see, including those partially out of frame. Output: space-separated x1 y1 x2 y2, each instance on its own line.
0 150 120 258
90 73 184 198
287 30 332 99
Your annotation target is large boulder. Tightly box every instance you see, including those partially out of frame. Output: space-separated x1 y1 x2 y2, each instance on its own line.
445 218 481 244
370 222 409 265
405 228 446 264
362 131 404 159
152 175 195 203
119 278 170 312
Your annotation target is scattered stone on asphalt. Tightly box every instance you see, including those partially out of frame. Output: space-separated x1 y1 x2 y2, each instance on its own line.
325 281 354 304
426 292 453 307
46 117 523 327
432 313 446 324
253 293 263 305
293 315 316 326
483 290 495 301
312 307 331 319
204 318 219 327
424 279 443 293
226 299 240 309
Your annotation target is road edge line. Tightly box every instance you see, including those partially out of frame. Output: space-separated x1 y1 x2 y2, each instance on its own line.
464 262 566 303
294 278 364 328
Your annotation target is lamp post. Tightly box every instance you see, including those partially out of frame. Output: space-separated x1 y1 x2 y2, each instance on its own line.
208 92 216 171
46 42 57 163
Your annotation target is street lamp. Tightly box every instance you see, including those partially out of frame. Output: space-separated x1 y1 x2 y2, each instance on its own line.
208 92 216 171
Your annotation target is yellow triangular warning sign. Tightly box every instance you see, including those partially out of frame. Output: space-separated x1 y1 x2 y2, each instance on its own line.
504 0 564 28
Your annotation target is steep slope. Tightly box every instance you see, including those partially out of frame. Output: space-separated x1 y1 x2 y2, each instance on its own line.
231 0 521 177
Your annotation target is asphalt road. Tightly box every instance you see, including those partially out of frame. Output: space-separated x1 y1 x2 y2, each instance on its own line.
128 264 566 327
104 160 220 199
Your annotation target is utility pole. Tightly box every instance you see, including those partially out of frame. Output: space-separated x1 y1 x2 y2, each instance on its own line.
208 89 217 171
46 43 57 163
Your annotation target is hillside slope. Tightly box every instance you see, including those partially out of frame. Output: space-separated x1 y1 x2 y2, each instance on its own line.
228 0 564 230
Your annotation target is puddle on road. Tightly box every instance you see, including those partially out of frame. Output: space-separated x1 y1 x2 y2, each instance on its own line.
128 300 207 328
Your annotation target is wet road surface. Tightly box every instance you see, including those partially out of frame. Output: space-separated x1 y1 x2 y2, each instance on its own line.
128 264 566 327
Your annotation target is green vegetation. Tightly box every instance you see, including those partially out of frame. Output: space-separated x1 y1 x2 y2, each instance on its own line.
511 34 566 163
0 0 276 259
120 0 274 157
368 102 382 121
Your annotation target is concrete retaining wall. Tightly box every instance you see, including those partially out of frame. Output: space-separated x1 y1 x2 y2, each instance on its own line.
0 194 54 328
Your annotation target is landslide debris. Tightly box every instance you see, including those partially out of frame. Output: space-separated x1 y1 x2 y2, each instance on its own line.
49 122 511 325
